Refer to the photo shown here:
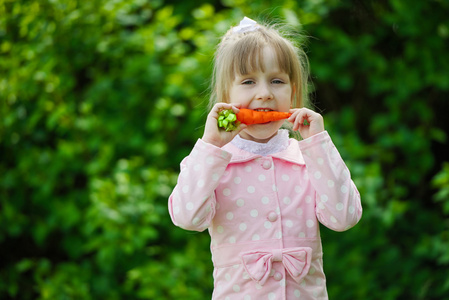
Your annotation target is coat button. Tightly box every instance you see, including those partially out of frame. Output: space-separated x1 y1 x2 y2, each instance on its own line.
274 272 283 281
262 160 272 169
268 211 278 222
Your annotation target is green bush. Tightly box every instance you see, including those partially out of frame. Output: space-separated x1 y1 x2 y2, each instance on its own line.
1 0 448 299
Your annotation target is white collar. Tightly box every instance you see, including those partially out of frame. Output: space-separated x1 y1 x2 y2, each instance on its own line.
231 129 290 156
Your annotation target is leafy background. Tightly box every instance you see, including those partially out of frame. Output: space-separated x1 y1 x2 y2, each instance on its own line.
1 0 448 299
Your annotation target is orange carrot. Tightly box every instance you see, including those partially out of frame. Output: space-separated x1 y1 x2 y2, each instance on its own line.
236 108 292 125
218 108 292 131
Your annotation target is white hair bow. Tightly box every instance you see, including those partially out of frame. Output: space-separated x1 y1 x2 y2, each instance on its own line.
232 16 258 34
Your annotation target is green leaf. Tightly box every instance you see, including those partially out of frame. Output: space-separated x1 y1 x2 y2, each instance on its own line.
217 109 240 131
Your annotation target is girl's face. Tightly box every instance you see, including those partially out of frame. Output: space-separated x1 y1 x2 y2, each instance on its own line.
229 46 294 143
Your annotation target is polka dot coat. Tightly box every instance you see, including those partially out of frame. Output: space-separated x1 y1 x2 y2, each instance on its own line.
169 131 362 300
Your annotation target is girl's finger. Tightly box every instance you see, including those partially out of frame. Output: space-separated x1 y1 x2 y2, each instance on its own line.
213 102 241 115
287 109 301 123
292 109 307 129
290 108 320 123
210 103 234 119
230 104 241 114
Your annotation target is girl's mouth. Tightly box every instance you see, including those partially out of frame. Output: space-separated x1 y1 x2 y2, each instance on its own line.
253 108 274 112
250 108 278 124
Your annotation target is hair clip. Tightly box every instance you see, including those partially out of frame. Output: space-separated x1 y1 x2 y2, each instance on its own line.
232 17 259 34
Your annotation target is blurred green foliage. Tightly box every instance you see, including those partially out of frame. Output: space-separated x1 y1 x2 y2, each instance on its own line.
1 0 448 299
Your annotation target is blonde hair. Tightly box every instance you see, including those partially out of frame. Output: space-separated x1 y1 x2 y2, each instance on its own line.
209 19 310 111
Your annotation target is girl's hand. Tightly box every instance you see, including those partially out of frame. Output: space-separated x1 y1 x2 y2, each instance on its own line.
202 103 247 148
288 108 325 140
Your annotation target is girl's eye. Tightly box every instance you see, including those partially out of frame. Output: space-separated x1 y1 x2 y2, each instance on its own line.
242 80 255 85
272 79 284 84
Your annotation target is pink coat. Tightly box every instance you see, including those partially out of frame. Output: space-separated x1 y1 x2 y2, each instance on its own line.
169 131 362 299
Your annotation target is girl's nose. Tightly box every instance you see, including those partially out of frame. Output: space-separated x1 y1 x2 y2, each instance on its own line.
256 82 273 101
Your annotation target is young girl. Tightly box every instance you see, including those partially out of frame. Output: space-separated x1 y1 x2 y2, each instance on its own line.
168 17 362 300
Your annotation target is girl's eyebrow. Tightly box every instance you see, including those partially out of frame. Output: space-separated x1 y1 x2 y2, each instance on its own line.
269 70 288 76
236 69 288 76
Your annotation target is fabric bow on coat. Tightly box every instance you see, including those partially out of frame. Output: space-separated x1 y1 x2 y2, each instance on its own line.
240 247 312 286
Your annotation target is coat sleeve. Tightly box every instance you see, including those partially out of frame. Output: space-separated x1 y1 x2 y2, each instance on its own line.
298 131 362 232
168 139 232 232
